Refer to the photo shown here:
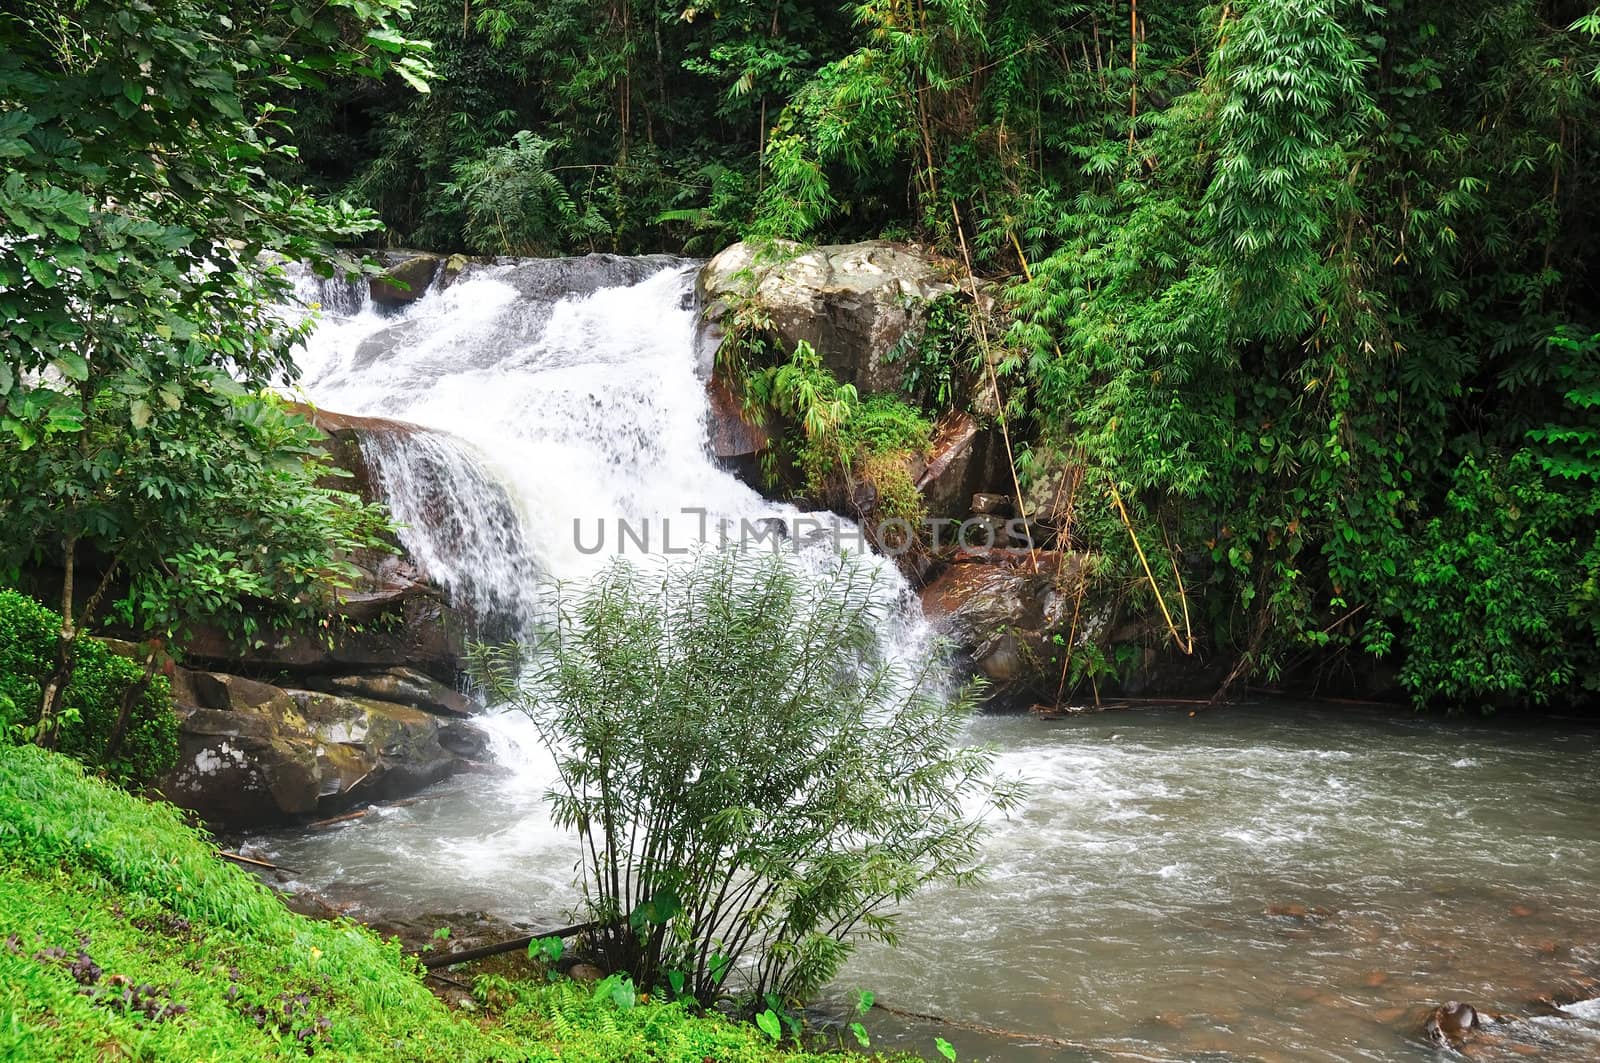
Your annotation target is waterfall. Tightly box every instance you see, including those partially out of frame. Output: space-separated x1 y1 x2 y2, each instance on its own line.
284 254 931 678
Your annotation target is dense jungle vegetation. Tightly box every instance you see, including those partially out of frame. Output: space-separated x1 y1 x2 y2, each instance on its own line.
292 0 1600 709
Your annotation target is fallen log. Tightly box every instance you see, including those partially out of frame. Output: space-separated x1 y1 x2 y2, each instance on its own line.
305 808 370 830
415 920 600 969
423 970 473 990
217 849 298 874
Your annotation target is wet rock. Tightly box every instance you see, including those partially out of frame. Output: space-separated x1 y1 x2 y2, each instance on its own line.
440 253 471 287
919 555 1079 693
189 670 293 713
290 404 429 506
1424 1001 1481 1045
567 963 605 984
911 412 1009 520
970 492 1012 516
698 240 961 398
304 668 476 719
1264 902 1334 923
161 708 322 821
705 377 770 460
182 590 466 687
370 252 440 306
157 673 478 827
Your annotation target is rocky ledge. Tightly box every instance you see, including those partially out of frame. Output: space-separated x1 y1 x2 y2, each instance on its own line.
150 401 492 828
158 667 488 827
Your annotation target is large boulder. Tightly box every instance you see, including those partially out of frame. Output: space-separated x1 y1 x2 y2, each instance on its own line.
698 240 960 397
158 669 484 827
921 556 1080 692
369 251 441 307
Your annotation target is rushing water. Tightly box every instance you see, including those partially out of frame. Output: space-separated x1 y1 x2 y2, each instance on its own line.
262 257 1600 1061
252 704 1600 1061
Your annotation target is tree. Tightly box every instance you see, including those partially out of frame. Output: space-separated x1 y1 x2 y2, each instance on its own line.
476 549 1019 1008
0 0 428 743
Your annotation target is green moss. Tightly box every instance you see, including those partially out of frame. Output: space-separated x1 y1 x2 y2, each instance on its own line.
0 744 908 1062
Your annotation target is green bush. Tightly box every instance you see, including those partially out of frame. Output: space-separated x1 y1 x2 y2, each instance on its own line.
477 549 1018 1010
1382 453 1600 708
0 589 176 785
739 338 934 527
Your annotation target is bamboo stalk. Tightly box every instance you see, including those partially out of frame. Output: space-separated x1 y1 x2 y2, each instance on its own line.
951 203 1038 571
1109 485 1194 654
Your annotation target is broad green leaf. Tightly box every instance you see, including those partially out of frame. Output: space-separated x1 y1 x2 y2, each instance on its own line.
52 352 88 381
24 257 59 288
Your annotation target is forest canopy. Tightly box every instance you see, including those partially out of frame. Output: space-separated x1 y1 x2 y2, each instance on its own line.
285 0 1599 707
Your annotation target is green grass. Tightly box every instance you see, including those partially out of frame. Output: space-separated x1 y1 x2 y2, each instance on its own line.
0 744 904 1062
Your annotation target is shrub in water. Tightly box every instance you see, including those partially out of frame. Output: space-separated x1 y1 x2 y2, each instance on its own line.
476 548 1019 1009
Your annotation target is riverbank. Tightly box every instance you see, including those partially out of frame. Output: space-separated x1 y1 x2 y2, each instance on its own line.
0 744 905 1062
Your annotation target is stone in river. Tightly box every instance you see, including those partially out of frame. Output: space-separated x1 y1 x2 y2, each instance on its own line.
1423 1001 1480 1044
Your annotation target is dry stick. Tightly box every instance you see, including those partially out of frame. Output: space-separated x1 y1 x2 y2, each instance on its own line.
424 970 472 991
305 806 371 830
1161 524 1195 652
416 920 601 969
1128 0 1139 150
951 202 1038 572
1051 449 1089 707
1108 485 1194 655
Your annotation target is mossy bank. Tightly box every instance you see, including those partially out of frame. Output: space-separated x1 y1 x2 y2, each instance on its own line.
0 745 906 1062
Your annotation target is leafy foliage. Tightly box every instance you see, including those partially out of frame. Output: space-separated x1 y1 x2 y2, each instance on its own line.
442 131 605 254
0 591 175 785
476 549 1017 1007
1383 453 1600 705
741 338 933 527
48 0 1597 708
0 0 410 737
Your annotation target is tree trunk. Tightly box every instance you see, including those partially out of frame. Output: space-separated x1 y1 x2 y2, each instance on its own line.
35 534 80 750
104 642 161 766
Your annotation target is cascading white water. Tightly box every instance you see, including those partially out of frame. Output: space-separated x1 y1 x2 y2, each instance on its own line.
284 253 933 732
292 258 913 588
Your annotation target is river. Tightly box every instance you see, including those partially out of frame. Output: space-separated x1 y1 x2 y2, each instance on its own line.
250 702 1600 1061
